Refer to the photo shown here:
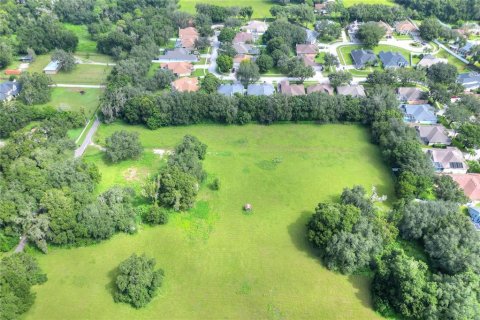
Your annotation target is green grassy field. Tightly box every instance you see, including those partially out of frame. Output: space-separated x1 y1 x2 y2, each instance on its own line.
26 123 394 320
342 0 394 6
36 87 102 118
27 55 112 85
178 0 273 18
435 49 472 73
63 23 97 54
338 44 411 66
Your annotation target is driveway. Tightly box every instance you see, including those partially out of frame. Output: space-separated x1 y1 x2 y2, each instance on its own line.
74 118 100 158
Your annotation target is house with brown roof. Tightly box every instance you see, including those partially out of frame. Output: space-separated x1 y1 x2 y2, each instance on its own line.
296 44 317 57
415 125 452 146
378 21 394 38
172 77 199 92
179 27 199 50
448 173 480 202
278 80 305 96
160 62 193 77
243 20 268 35
306 83 334 95
397 87 427 104
337 85 366 97
233 32 253 44
395 20 418 35
427 147 468 174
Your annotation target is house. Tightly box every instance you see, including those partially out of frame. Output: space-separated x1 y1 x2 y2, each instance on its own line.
19 54 33 63
233 43 260 55
296 44 317 57
305 29 320 45
301 55 319 68
427 147 468 174
415 125 451 146
306 83 334 95
397 87 427 104
314 2 328 14
233 54 252 69
377 21 394 38
0 81 21 102
394 20 418 35
4 69 22 76
172 77 199 92
458 72 480 91
337 85 366 97
416 54 448 68
467 206 480 229
400 104 437 124
160 62 193 77
379 51 408 69
451 175 480 203
217 83 244 96
233 32 253 44
459 41 475 56
247 83 275 96
350 49 377 69
243 20 268 35
43 60 61 75
278 80 305 96
179 27 199 50
156 48 198 63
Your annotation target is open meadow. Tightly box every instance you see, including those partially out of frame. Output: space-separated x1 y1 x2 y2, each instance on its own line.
178 0 273 18
26 123 394 320
36 87 102 118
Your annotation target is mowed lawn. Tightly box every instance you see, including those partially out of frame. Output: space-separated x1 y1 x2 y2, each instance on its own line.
178 0 273 18
28 55 112 85
36 87 102 118
27 123 394 320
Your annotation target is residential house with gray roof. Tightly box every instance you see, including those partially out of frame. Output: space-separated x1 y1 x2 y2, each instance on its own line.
397 87 426 104
337 85 366 97
379 51 408 69
401 104 437 124
351 49 377 69
427 147 468 174
458 72 480 91
217 83 244 96
415 125 451 146
156 48 198 62
233 43 260 55
0 81 21 102
247 83 275 96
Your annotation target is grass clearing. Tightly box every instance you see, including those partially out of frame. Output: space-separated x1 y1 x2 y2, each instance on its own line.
27 123 393 320
435 49 472 73
63 23 97 54
36 87 102 118
178 0 273 18
27 55 112 85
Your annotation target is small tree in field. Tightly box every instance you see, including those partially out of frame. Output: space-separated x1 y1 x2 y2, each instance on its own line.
113 254 164 308
105 130 143 163
52 49 76 72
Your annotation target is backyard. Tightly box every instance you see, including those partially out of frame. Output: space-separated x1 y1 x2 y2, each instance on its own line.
26 123 394 320
35 87 102 118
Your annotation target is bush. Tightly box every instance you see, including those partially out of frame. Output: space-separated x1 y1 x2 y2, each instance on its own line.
113 254 164 308
105 130 143 163
143 206 170 225
210 178 221 190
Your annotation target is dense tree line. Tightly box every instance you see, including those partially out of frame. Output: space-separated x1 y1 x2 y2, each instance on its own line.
395 0 480 23
348 4 408 24
195 3 253 23
0 253 47 319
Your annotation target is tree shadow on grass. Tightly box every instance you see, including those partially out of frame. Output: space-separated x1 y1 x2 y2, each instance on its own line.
105 266 119 297
287 210 323 265
347 274 376 309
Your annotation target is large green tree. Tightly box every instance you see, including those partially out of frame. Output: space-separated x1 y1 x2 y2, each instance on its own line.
105 131 143 163
236 60 260 87
357 22 386 48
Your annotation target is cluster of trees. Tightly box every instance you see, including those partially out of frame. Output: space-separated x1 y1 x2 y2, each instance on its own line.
315 20 342 42
18 72 53 106
0 107 139 253
0 253 47 319
195 3 253 23
348 4 408 24
357 22 386 48
307 186 392 274
373 201 480 319
113 254 164 308
0 102 51 138
270 4 315 26
395 0 480 23
140 136 207 225
105 131 143 163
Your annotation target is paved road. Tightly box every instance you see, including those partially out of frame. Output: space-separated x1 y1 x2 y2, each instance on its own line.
51 84 106 89
75 118 100 158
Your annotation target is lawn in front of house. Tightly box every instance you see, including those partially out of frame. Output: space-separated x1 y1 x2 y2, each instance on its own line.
178 0 273 18
435 49 472 73
26 123 394 320
27 55 112 85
